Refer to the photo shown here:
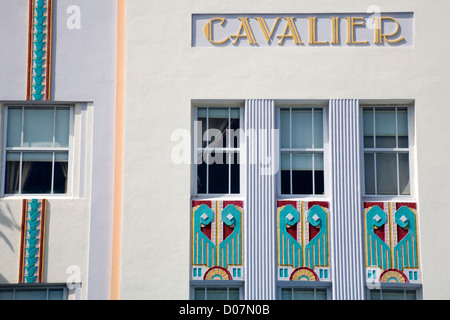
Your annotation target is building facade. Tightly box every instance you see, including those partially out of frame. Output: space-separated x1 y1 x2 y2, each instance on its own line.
1 0 450 300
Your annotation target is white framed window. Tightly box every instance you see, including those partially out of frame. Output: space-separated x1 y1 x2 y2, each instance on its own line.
0 284 67 300
362 106 413 196
2 105 73 195
368 288 420 300
194 106 243 195
191 283 243 300
278 107 325 196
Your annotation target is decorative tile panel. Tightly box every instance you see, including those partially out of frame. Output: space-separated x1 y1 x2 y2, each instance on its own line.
277 200 330 282
364 202 420 284
19 199 47 283
191 200 243 281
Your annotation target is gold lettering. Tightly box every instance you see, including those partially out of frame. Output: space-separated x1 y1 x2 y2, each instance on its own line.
230 17 258 45
346 17 369 45
255 17 280 44
331 17 340 44
308 17 328 45
277 17 303 45
203 17 230 45
375 17 405 44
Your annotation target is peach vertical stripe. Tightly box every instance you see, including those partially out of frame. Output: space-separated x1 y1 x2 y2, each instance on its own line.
111 0 126 300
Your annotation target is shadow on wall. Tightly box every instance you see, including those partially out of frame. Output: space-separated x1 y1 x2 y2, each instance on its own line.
0 201 20 252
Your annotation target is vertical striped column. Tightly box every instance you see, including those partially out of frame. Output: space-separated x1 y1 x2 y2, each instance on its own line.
329 99 365 299
244 99 277 300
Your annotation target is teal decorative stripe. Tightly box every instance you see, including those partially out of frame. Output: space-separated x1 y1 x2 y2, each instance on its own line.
28 0 53 100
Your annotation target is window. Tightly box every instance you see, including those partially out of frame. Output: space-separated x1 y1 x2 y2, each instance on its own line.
363 106 411 195
369 288 418 300
279 107 324 195
195 107 242 195
3 106 72 195
280 287 329 300
192 286 242 300
0 285 67 300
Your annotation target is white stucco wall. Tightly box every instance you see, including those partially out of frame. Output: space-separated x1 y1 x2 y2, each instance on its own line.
121 0 450 299
0 0 116 300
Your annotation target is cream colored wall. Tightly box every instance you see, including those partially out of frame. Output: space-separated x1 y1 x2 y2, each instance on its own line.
122 0 450 299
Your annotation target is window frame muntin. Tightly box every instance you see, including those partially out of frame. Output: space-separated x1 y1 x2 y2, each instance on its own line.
190 280 244 300
361 104 415 198
2 105 74 197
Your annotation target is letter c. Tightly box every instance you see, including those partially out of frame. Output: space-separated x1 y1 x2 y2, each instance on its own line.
204 18 230 45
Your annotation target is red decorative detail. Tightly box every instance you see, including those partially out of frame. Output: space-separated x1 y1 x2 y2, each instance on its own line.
223 222 234 240
277 200 297 208
223 200 243 208
364 202 384 209
374 225 385 242
203 266 232 281
287 222 297 240
379 268 409 283
201 223 212 241
308 201 328 209
397 225 409 242
309 224 320 241
192 200 212 208
396 202 417 210
289 267 319 281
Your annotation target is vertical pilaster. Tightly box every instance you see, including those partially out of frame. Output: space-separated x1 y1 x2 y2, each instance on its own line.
244 99 277 300
329 99 365 299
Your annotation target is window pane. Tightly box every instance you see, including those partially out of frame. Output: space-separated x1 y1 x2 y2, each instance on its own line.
0 290 14 300
208 151 228 194
228 288 239 300
55 108 70 148
293 288 315 300
21 152 53 194
364 153 375 194
48 289 64 300
230 152 240 194
5 152 20 194
314 154 324 195
292 109 312 148
197 153 207 194
375 108 396 148
197 108 207 148
15 289 47 300
397 108 409 148
405 290 417 300
54 153 69 194
194 288 206 300
382 289 405 300
23 107 54 148
208 108 229 148
315 288 327 300
363 108 374 148
229 108 241 148
7 107 22 147
314 109 323 148
398 153 410 195
292 154 312 194
207 288 228 300
370 289 381 300
281 288 292 300
280 153 291 194
280 109 290 148
376 153 398 195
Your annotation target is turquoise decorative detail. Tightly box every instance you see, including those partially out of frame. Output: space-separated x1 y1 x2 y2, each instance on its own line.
365 205 391 270
305 205 328 269
23 199 42 283
29 0 52 100
192 204 216 267
278 204 302 269
394 206 418 270
219 204 242 268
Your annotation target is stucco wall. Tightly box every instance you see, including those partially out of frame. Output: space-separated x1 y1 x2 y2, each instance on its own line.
121 0 450 299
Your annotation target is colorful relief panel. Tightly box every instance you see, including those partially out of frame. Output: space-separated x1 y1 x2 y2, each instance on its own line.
19 199 47 283
364 202 420 284
192 200 243 281
27 0 53 100
277 201 330 282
